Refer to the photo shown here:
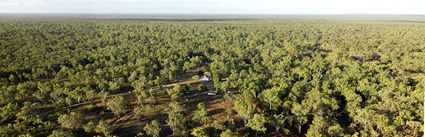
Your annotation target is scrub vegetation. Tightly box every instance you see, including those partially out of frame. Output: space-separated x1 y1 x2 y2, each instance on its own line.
0 16 424 136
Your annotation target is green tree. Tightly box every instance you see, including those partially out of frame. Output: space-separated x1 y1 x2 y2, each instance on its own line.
57 112 83 130
197 84 208 92
291 103 308 134
0 103 19 122
167 111 186 135
260 87 282 111
133 106 144 120
106 96 128 116
132 77 148 91
166 101 186 135
95 120 112 136
306 115 326 137
180 84 190 94
246 114 267 136
167 101 185 114
143 120 161 137
85 89 96 107
191 127 208 137
220 81 230 93
272 114 286 132
183 61 196 72
83 121 96 133
128 71 139 82
167 85 182 101
220 129 240 137
67 87 86 103
233 95 255 124
48 130 73 137
16 82 37 98
135 90 149 106
192 103 209 125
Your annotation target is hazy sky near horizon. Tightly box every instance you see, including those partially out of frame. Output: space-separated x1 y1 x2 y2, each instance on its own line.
0 0 424 14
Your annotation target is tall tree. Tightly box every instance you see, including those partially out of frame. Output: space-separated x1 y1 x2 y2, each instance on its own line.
233 95 256 124
106 96 128 116
191 127 208 137
166 101 186 135
291 103 308 134
260 87 282 111
57 112 84 130
192 103 209 125
95 120 113 136
143 120 161 137
246 114 267 136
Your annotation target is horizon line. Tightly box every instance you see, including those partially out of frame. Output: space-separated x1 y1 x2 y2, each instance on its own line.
0 12 425 16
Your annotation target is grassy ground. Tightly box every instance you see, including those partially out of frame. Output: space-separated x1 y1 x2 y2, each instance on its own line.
110 79 240 136
43 68 289 136
68 70 238 136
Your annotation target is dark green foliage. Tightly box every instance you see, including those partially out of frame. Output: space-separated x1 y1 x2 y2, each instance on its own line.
180 84 191 94
197 84 208 92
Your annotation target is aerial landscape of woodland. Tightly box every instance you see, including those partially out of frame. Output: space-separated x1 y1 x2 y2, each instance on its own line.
0 15 424 137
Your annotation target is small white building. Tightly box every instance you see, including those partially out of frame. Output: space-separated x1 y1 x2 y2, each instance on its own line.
200 75 211 82
208 90 217 96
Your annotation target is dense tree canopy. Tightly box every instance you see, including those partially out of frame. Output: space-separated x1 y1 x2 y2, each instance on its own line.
0 17 423 136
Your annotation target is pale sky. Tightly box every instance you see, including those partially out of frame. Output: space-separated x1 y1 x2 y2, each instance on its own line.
0 0 424 14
